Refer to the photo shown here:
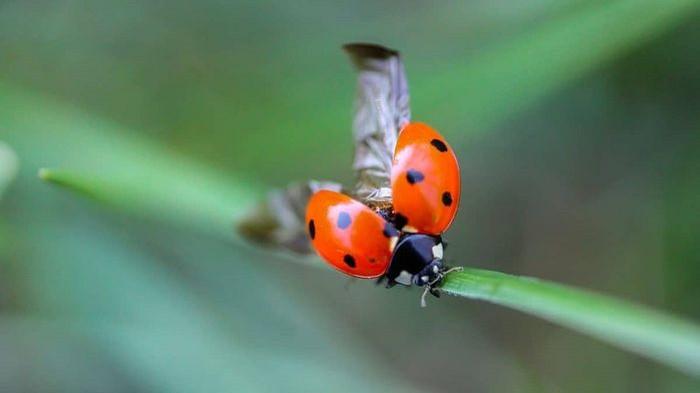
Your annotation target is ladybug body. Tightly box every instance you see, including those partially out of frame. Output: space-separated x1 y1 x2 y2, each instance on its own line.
385 233 444 288
306 122 460 302
391 123 460 235
305 190 396 279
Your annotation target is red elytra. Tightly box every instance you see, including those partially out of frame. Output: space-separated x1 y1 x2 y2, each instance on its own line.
391 122 460 235
305 190 395 278
306 122 460 279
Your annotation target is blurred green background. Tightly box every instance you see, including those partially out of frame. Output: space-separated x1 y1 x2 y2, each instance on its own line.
1 1 700 392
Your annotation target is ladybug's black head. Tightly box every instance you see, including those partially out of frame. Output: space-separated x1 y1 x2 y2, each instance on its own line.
385 233 444 287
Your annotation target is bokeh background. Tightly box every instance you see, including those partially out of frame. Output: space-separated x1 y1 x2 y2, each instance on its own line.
1 1 700 392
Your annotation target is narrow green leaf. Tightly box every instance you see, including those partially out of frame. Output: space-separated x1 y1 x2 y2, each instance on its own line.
440 268 700 377
418 0 700 131
38 167 258 238
39 160 700 376
0 84 262 238
0 141 18 199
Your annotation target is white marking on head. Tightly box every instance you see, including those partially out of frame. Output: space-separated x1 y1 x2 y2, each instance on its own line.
395 271 413 286
433 265 439 273
389 236 399 252
432 243 444 259
421 275 429 283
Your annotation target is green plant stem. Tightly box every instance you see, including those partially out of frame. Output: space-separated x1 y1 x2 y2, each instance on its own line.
440 268 700 377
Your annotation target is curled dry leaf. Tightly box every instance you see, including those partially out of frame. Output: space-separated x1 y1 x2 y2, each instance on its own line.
238 43 410 253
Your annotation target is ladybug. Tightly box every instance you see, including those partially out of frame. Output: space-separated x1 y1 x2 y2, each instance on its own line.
306 122 461 305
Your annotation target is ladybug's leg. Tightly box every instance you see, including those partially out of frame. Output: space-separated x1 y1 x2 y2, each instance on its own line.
420 283 443 307
376 275 399 288
429 287 441 298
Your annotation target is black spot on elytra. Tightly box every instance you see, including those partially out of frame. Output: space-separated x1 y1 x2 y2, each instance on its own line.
430 139 448 152
343 254 356 268
406 169 425 184
382 222 399 238
337 212 351 229
393 213 408 230
308 220 316 239
442 191 453 206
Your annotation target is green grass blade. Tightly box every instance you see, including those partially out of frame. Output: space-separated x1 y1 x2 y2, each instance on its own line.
1 84 263 238
440 268 700 377
0 141 18 199
37 167 258 238
418 0 700 131
38 163 700 377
